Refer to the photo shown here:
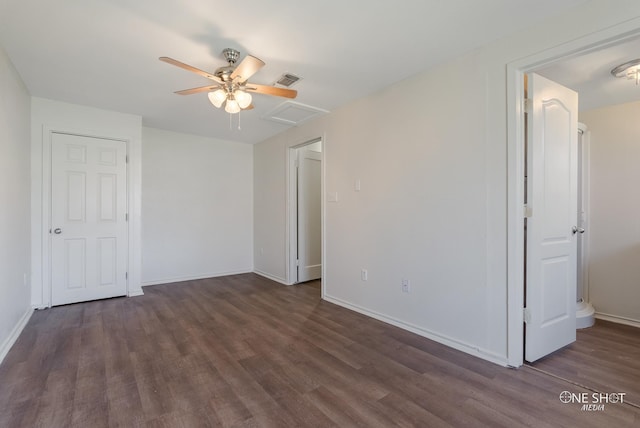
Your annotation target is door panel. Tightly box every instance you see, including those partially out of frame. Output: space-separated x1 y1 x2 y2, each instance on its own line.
97 237 117 285
525 73 578 362
297 148 322 282
66 171 86 221
98 173 118 221
65 239 86 289
51 133 128 305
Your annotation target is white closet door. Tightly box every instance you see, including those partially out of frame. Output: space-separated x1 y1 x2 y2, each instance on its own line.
51 133 128 305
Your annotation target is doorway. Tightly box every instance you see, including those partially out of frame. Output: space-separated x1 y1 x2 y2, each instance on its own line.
506 25 640 367
288 139 323 284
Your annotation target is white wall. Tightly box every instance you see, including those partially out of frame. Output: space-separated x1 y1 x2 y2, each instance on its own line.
0 45 32 362
254 138 289 282
141 127 253 285
253 1 640 365
31 97 143 306
580 101 640 324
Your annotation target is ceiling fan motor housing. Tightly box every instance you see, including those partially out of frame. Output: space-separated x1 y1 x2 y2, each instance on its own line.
215 48 242 82
214 66 234 82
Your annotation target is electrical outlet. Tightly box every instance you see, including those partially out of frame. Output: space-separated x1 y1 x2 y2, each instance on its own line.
361 269 368 281
402 279 410 293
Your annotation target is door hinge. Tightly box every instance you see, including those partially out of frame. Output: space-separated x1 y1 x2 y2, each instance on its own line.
125 272 128 280
524 204 532 218
524 98 532 114
523 308 531 324
126 155 129 164
125 213 129 221
296 259 299 266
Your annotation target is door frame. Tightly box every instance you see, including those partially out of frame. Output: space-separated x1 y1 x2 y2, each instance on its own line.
287 137 324 287
39 126 141 308
577 123 590 305
506 22 640 367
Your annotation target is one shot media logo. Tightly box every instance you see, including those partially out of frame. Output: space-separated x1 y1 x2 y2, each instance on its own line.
559 391 626 411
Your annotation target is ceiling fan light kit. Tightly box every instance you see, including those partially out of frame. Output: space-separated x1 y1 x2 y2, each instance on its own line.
611 58 640 85
207 89 226 108
160 48 298 115
224 96 241 114
234 90 252 109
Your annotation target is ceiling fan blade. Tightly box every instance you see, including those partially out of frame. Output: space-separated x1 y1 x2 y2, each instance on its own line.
159 57 221 83
245 83 297 99
231 55 265 82
174 85 221 95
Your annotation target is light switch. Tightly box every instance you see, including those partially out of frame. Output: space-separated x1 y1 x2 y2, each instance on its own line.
328 192 338 202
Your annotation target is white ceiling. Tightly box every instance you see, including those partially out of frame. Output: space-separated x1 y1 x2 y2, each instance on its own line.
0 0 587 144
537 36 640 112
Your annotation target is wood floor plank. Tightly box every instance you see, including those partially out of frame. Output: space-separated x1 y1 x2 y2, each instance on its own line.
530 319 640 405
1 274 640 427
304 386 372 428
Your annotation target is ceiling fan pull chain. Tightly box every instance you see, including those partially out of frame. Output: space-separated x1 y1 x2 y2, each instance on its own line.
238 111 242 131
229 112 232 130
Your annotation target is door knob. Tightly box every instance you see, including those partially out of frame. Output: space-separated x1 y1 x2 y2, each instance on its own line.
572 226 585 234
53 228 62 234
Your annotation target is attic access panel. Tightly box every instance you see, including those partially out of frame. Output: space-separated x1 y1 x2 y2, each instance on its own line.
263 101 328 126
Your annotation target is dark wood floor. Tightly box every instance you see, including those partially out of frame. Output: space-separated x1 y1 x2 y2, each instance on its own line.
529 318 640 407
1 273 639 427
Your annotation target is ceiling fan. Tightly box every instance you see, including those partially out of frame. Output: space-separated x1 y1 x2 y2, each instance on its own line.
160 48 297 114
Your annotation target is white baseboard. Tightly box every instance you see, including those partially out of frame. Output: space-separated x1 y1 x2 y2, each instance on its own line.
595 312 640 328
141 269 253 287
323 294 508 367
128 289 145 297
0 308 33 365
253 270 291 285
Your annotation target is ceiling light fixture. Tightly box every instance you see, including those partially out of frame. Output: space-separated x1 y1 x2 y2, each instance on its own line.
611 59 640 85
207 86 252 114
160 48 298 116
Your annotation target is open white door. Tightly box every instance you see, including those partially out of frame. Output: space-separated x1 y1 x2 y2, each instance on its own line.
525 73 578 362
297 148 322 282
51 133 128 305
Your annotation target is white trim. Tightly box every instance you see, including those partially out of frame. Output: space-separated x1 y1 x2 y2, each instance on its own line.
286 145 297 284
141 269 253 286
595 312 640 329
0 308 33 365
320 134 327 300
253 269 291 285
506 20 640 368
324 294 508 367
577 123 591 305
506 64 526 368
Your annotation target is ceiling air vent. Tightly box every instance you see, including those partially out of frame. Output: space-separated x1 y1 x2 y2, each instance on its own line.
275 73 302 87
